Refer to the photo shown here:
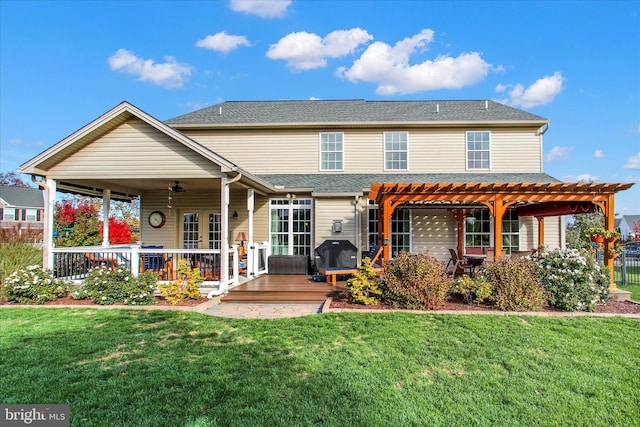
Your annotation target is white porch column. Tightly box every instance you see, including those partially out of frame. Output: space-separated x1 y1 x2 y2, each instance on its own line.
220 175 229 289
247 188 255 276
102 189 111 247
43 178 57 271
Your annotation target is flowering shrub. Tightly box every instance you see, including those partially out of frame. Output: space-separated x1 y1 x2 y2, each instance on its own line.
346 257 383 305
157 259 203 304
3 265 68 304
382 251 452 310
483 256 546 311
77 266 157 305
531 248 609 311
451 275 493 304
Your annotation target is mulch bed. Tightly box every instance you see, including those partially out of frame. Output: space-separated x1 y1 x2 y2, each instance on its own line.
329 292 640 314
0 295 210 307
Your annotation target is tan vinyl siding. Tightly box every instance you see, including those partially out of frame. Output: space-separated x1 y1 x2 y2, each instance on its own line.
411 210 457 263
314 198 358 247
49 118 221 178
182 126 542 174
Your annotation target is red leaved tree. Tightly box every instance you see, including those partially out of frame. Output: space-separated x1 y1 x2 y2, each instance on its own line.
104 217 133 244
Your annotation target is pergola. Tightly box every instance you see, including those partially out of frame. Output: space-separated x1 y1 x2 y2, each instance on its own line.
369 181 634 286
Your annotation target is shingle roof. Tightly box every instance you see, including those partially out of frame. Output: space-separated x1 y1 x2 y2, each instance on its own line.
165 100 548 126
256 173 560 194
0 186 44 208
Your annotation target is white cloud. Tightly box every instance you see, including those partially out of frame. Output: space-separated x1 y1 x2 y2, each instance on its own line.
594 149 605 158
497 72 564 108
7 138 43 147
624 152 640 170
624 175 640 183
629 125 640 134
338 29 491 95
544 146 572 162
267 28 373 71
562 173 599 183
230 0 291 18
196 31 251 53
108 49 193 88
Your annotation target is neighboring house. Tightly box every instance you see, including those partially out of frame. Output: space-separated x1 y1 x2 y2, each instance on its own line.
18 100 632 285
0 185 44 230
618 215 640 240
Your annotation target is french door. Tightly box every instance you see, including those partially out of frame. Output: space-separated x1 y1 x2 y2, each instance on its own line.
181 211 221 249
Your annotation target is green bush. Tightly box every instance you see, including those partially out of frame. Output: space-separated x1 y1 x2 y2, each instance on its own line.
483 256 546 311
3 265 68 304
157 259 203 304
78 266 157 305
451 275 493 304
382 251 453 310
531 248 609 311
346 257 383 305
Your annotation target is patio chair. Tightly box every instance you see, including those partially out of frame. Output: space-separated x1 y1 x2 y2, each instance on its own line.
84 252 118 270
317 245 384 286
140 246 173 280
447 248 473 277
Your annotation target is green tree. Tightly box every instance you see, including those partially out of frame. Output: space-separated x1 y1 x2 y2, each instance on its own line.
566 212 605 249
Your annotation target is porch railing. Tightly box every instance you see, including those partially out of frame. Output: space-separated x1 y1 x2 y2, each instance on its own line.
51 245 247 289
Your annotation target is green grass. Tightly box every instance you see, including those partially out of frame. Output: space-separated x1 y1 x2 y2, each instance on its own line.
1 309 639 426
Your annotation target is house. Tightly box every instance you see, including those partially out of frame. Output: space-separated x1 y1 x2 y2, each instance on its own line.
0 185 45 233
18 100 632 289
618 215 640 240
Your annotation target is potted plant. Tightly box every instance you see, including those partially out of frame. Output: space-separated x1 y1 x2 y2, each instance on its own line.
584 226 621 243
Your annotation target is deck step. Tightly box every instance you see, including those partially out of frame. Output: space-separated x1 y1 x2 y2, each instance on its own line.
218 274 348 304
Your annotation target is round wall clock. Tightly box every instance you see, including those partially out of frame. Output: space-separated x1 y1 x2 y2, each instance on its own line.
148 211 166 228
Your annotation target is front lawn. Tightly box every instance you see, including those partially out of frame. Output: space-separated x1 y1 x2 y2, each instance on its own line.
1 309 638 426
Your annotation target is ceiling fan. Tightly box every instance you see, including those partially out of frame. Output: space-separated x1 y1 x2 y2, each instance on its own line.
169 181 186 193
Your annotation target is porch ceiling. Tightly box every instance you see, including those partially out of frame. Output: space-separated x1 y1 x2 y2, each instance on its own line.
56 178 225 201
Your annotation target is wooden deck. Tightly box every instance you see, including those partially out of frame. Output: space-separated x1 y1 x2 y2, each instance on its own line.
221 274 348 304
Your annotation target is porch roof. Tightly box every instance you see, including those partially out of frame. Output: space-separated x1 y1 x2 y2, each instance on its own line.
257 173 560 195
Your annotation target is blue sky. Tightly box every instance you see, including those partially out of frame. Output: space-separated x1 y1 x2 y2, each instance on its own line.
1 0 639 214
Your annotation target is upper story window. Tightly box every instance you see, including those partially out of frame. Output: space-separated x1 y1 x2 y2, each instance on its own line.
2 208 17 221
25 209 38 221
466 131 491 170
319 132 344 171
384 132 408 170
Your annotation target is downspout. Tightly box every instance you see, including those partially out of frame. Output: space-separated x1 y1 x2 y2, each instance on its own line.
208 172 242 298
354 196 361 258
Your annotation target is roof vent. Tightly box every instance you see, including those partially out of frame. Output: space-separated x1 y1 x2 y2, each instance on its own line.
485 100 489 110
219 106 222 115
436 103 439 113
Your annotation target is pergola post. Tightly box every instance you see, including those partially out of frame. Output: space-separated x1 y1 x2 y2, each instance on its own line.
536 217 545 252
603 194 616 289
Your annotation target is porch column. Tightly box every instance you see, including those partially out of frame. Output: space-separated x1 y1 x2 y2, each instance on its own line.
247 188 254 276
454 210 465 258
102 189 111 247
536 217 545 252
43 178 57 271
220 176 229 289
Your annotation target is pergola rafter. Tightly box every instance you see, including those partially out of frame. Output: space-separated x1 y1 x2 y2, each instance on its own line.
369 181 634 286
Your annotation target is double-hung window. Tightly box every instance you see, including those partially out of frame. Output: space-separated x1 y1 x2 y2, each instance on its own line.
384 132 408 170
25 209 37 221
367 201 411 255
466 131 491 170
3 208 17 221
320 132 344 171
